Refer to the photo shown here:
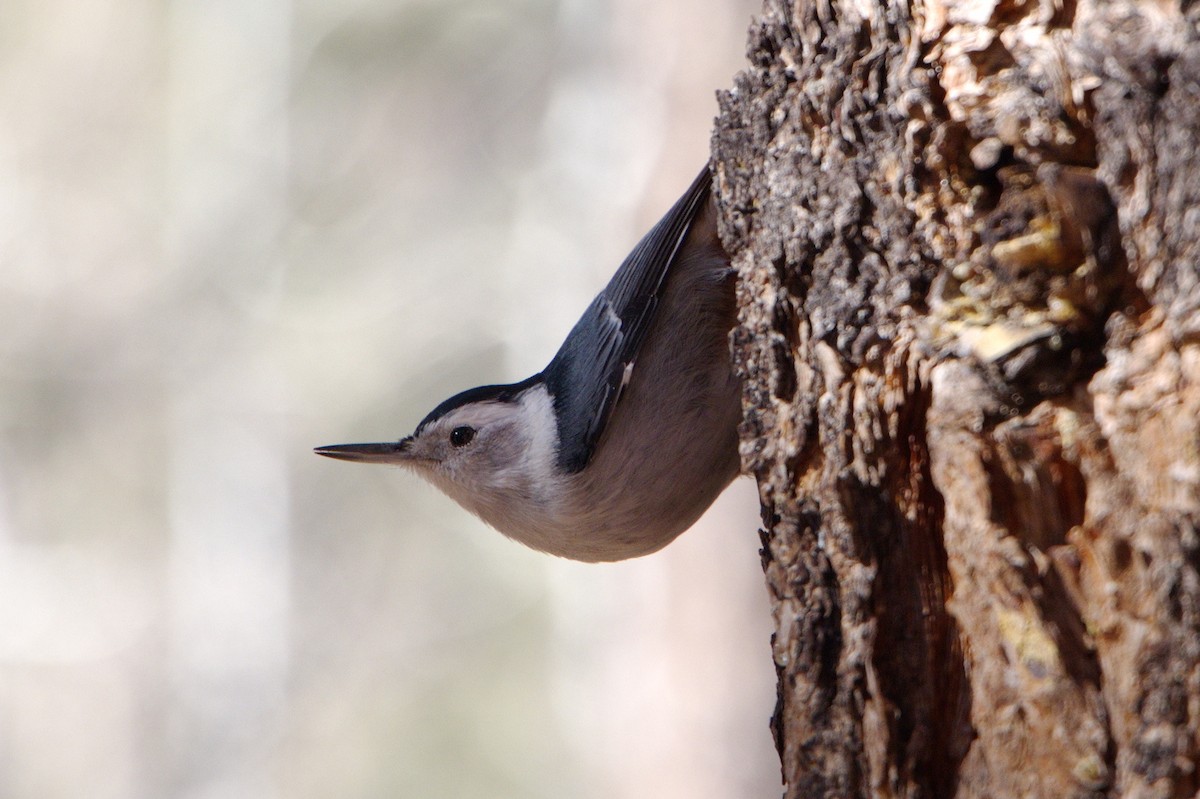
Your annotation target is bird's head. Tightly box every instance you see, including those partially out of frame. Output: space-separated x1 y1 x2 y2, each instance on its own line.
315 378 562 527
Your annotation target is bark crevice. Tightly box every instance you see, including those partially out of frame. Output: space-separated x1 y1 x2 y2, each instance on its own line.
715 0 1200 795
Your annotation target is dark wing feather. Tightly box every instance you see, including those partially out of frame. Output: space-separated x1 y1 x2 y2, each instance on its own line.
544 165 713 473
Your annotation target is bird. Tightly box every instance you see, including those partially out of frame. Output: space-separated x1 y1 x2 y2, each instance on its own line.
315 164 742 562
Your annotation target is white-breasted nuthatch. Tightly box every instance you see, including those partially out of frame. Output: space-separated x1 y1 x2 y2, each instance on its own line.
315 165 741 562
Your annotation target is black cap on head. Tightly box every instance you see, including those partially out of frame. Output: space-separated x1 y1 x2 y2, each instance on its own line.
413 374 544 436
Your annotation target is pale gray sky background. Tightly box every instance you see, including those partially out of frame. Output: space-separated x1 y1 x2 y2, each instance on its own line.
0 0 776 796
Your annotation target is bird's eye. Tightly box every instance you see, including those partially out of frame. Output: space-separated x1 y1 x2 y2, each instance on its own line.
449 426 476 447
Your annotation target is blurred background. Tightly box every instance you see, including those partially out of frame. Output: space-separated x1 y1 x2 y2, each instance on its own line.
0 0 776 796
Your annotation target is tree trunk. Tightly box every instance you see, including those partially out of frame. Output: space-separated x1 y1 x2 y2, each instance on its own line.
712 0 1200 796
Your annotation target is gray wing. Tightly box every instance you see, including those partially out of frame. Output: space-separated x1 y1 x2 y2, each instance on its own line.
543 165 713 473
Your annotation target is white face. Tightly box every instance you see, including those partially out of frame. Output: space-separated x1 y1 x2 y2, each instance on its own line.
398 388 562 529
404 401 526 487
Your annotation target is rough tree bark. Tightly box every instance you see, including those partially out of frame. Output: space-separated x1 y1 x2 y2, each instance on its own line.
712 0 1200 796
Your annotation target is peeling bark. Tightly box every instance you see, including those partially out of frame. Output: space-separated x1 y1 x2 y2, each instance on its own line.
713 0 1200 796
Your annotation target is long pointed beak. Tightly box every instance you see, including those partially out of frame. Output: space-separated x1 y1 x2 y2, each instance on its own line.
314 437 413 464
